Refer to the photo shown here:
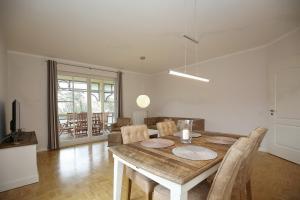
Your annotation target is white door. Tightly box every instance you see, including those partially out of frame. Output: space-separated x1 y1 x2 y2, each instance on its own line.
269 67 300 164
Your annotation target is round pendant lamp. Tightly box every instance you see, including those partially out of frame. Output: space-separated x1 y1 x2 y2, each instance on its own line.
136 95 150 108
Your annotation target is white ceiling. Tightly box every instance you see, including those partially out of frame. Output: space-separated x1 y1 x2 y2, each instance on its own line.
1 0 300 73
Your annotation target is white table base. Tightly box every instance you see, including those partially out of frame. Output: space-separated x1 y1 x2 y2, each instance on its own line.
112 154 220 200
113 158 124 200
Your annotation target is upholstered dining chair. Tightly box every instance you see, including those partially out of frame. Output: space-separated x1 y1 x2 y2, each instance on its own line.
152 137 250 200
206 127 268 200
121 125 157 200
241 127 268 200
249 128 268 151
156 121 177 137
231 135 257 200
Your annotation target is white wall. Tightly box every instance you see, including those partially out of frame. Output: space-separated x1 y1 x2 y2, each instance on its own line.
267 29 300 68
6 53 48 151
122 72 152 118
6 52 152 151
0 24 7 136
150 48 269 136
266 29 300 109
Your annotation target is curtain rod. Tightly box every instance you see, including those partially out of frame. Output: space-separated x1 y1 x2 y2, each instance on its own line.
50 60 119 74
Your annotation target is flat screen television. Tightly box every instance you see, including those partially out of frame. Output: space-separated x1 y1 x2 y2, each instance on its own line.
10 100 21 133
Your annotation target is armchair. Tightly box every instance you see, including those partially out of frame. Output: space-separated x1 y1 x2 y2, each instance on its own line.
111 117 132 132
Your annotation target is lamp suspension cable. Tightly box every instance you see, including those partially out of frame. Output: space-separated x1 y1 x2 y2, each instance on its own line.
184 36 187 73
193 0 200 76
168 0 210 83
184 0 187 73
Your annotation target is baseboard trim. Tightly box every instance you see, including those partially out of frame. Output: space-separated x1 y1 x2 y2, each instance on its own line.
60 136 108 148
258 146 268 152
0 174 39 192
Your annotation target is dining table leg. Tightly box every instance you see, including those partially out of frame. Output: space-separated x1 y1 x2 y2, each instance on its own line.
113 157 124 200
170 186 188 200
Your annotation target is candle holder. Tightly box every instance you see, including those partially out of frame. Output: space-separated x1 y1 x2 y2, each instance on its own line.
178 120 193 144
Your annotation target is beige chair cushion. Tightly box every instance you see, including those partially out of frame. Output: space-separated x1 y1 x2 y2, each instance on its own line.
207 138 244 200
231 128 267 200
126 167 157 193
156 121 177 137
245 128 267 179
121 124 149 144
121 124 156 195
249 128 268 149
208 128 268 200
230 138 253 200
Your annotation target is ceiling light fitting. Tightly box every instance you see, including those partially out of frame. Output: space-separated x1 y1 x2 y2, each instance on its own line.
168 70 209 82
183 35 199 44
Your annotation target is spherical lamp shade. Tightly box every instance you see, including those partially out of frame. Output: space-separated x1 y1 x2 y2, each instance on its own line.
136 95 150 108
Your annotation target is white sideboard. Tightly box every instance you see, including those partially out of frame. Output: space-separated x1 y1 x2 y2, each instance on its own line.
0 132 39 192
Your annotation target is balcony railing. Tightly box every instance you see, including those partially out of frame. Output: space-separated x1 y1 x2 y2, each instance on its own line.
58 112 113 138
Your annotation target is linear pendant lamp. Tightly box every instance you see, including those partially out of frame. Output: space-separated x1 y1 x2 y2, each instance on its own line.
168 70 210 83
168 0 210 83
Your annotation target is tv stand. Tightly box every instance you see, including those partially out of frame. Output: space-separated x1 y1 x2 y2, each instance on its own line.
0 131 39 192
1 131 36 146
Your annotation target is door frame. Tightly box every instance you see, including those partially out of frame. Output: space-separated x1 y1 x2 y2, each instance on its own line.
57 70 117 147
268 66 300 164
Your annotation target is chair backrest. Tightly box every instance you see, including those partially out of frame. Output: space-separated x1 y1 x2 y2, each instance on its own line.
77 112 87 120
246 128 268 178
67 113 75 122
121 124 149 144
248 128 268 175
92 113 101 121
207 138 248 200
231 128 267 199
249 127 268 150
156 121 177 137
230 137 253 200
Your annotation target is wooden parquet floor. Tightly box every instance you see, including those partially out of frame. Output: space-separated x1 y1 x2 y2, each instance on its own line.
0 141 299 200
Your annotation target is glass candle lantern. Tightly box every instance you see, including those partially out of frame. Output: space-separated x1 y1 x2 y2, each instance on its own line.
178 120 193 143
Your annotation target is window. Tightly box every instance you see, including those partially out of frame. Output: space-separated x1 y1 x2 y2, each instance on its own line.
104 82 115 124
57 74 116 143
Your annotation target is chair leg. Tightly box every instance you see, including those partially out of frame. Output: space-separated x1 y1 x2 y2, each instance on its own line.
246 180 252 200
146 191 153 200
127 178 132 200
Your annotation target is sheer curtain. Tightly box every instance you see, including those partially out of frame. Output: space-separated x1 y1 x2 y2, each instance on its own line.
47 60 59 150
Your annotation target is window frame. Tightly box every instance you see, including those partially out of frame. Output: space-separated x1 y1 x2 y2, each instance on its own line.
57 71 117 137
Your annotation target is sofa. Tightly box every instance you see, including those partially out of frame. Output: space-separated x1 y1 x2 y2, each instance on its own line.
107 116 205 147
144 117 205 131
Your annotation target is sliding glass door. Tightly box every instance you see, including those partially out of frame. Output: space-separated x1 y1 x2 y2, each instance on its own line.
57 74 116 145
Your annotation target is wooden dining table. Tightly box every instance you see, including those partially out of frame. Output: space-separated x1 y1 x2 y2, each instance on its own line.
109 131 240 200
